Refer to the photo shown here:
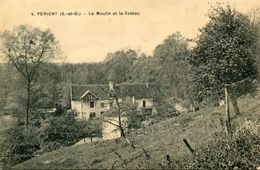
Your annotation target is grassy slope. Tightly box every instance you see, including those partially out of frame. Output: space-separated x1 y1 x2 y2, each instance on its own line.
15 94 260 169
0 115 14 169
0 115 14 144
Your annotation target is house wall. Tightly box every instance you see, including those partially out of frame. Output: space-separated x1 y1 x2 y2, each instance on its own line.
82 99 111 119
72 98 154 120
71 100 82 118
136 98 153 109
72 99 111 120
102 117 127 140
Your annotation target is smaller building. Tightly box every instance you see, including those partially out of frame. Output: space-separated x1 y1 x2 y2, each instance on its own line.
70 81 156 120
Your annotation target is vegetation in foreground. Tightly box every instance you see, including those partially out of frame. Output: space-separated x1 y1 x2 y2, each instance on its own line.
14 93 260 169
0 3 260 169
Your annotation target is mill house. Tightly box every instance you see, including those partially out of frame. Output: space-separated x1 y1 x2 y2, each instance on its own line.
70 81 156 119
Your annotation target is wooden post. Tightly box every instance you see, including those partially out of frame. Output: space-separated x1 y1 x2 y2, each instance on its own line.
225 85 232 141
183 138 194 153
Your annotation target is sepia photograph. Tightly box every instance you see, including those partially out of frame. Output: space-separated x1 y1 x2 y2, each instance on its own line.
0 0 260 169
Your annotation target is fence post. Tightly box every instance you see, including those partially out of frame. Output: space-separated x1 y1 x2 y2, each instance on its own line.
183 138 194 153
225 84 232 142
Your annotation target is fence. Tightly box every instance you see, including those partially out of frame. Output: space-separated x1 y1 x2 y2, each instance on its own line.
224 75 259 138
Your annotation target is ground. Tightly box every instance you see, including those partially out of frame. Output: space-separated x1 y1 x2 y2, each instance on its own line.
0 114 14 169
0 115 14 143
13 91 260 169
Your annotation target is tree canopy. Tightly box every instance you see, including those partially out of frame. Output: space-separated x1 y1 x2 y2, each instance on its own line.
189 4 258 103
0 25 61 127
104 49 138 83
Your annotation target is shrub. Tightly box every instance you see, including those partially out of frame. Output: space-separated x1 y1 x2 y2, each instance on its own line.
0 109 103 167
0 124 40 166
37 110 84 153
191 122 260 169
128 111 145 129
80 118 103 138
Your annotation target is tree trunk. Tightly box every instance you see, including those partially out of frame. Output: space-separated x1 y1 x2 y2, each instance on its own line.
115 98 127 139
230 94 240 115
115 94 135 149
26 81 31 129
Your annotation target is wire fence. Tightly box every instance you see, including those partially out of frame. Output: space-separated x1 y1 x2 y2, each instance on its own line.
224 75 259 138
226 75 259 115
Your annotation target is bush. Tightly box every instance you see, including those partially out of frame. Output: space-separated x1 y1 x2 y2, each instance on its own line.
191 122 260 169
80 118 103 138
128 111 145 129
38 110 84 153
0 110 102 167
0 124 40 166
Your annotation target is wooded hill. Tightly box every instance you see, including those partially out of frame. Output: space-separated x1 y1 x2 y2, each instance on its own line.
0 4 260 169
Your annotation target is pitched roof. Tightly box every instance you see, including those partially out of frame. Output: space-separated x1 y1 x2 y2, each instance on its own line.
80 90 99 99
71 83 156 101
71 84 109 101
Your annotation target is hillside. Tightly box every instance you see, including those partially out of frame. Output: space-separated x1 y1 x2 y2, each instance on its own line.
0 115 14 144
14 93 260 169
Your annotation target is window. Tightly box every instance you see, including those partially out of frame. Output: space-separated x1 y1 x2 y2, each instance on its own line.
87 95 93 101
90 112 96 118
100 102 105 108
143 100 146 108
90 101 95 108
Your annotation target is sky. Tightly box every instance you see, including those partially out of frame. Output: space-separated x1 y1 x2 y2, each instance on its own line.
0 0 260 63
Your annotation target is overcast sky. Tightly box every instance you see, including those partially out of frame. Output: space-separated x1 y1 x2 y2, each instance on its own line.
1 0 260 63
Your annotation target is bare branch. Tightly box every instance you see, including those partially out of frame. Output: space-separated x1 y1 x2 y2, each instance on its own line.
103 119 120 128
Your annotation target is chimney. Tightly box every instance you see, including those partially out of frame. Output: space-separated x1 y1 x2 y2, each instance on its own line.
109 81 114 91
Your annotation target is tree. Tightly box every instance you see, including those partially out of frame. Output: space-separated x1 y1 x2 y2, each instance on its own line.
81 119 102 142
0 25 61 128
102 89 137 149
104 49 138 83
248 8 260 72
153 32 191 100
189 4 258 114
38 110 86 152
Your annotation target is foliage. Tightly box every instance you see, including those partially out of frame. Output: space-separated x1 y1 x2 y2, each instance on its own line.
189 4 258 103
154 32 191 101
248 8 260 73
13 89 260 169
0 25 61 127
192 122 260 169
0 124 40 166
127 112 144 129
104 49 138 83
129 32 192 101
0 108 104 166
80 119 103 138
103 97 144 130
37 110 85 153
61 62 107 84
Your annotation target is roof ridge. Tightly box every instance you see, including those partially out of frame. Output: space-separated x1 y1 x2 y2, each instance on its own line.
72 83 149 87
71 82 154 101
72 84 107 87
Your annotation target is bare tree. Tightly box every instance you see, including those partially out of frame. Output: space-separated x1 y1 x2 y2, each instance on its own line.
0 25 61 128
101 86 136 149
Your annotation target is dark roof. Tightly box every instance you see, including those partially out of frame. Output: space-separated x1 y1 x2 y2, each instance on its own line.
71 83 156 101
71 84 109 100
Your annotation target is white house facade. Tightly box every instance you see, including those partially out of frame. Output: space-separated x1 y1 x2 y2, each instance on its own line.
70 81 156 120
